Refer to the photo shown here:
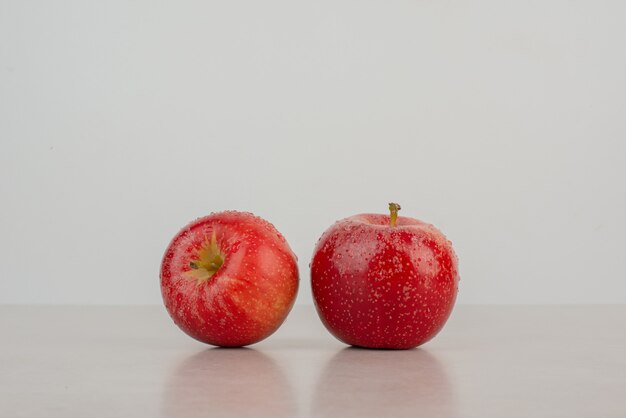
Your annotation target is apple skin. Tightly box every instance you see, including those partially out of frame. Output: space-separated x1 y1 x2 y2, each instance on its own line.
311 212 459 349
160 211 299 347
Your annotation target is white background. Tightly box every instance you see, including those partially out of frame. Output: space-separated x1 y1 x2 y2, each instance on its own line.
1 0 624 305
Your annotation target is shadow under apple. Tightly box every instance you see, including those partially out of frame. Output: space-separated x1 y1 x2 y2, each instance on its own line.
161 348 296 418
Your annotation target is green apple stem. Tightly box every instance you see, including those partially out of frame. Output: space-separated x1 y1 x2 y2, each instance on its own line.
185 231 224 284
389 202 401 227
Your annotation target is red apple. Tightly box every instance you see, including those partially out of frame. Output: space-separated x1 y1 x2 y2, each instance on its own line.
160 211 299 347
310 203 459 349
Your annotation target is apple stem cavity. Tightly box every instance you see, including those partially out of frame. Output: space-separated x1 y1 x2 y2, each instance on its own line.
185 231 224 284
388 202 401 227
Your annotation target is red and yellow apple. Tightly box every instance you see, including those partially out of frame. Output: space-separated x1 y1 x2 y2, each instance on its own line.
310 203 459 349
160 211 299 347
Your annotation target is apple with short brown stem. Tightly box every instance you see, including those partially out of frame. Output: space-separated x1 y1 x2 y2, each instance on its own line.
310 203 459 349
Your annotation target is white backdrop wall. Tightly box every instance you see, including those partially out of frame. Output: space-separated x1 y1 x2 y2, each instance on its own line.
1 0 625 305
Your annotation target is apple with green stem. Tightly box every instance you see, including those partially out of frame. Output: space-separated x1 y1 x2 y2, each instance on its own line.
160 211 299 347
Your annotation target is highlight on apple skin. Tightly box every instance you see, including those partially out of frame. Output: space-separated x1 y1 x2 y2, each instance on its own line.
310 203 459 349
160 211 299 347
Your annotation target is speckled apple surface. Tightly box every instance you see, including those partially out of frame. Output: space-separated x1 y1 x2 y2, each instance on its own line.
311 212 459 349
160 211 299 347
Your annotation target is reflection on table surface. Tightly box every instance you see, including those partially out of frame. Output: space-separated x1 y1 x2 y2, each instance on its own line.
161 345 455 418
3 306 626 418
161 348 297 418
312 348 455 418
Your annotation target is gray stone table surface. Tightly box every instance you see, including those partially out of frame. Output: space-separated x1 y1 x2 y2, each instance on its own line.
1 305 625 417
